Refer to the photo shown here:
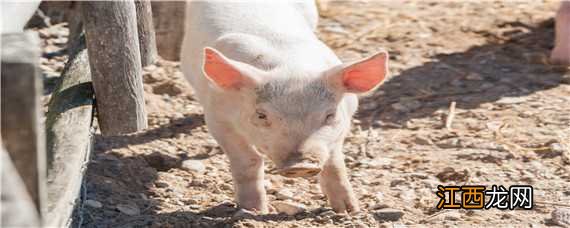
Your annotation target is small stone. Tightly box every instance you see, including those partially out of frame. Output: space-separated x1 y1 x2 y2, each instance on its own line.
390 178 406 187
552 208 570 226
172 112 184 119
181 160 206 173
550 143 566 153
232 208 256 219
485 121 504 131
523 52 549 64
116 204 140 216
436 167 469 182
375 192 385 202
190 179 205 187
143 64 158 72
85 199 102 208
421 179 440 189
182 198 199 205
143 71 162 83
436 138 461 149
496 96 527 105
465 72 484 81
276 189 294 200
444 211 462 221
220 183 232 191
353 221 368 228
450 79 463 87
155 181 169 188
314 215 329 223
322 22 348 35
371 203 390 210
391 100 422 112
144 152 180 171
320 210 336 217
406 172 429 180
367 158 394 169
272 201 306 216
561 74 570 84
413 135 433 146
153 81 185 96
204 138 218 147
480 82 494 90
372 208 404 222
264 179 273 190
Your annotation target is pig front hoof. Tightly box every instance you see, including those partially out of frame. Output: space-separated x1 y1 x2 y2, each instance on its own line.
276 163 321 178
238 201 269 214
550 48 570 66
329 197 360 214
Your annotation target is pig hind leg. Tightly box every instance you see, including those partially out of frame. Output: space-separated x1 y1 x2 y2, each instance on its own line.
206 117 268 213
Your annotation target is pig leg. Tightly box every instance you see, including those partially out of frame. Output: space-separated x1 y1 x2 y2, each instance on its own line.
206 118 268 213
318 145 360 213
551 1 570 65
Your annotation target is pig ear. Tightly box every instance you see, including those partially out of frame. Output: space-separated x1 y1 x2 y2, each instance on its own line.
334 51 389 93
202 47 260 90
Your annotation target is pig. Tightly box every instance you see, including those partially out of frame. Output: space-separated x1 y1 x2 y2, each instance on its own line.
181 1 388 214
551 1 570 65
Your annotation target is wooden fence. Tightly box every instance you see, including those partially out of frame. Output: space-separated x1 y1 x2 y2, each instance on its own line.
0 1 185 227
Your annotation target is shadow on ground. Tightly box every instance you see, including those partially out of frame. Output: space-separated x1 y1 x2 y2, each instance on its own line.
93 114 205 151
357 19 569 128
79 149 326 228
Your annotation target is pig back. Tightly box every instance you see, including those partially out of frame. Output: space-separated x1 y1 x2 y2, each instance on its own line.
181 1 321 101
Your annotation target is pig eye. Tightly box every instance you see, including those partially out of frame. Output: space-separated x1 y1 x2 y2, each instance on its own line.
256 110 267 120
252 109 271 127
325 112 337 125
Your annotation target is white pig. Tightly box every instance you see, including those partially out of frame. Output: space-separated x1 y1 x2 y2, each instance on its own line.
181 1 388 214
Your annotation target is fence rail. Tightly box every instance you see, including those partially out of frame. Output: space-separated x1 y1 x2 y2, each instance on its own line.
0 0 180 226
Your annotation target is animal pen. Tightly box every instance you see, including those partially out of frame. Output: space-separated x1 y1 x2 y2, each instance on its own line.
2 1 570 227
0 1 185 227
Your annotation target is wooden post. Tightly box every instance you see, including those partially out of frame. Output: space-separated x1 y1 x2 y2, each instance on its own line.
81 0 148 135
65 2 84 55
135 0 158 66
151 0 186 61
45 35 94 227
0 32 46 215
1 144 40 227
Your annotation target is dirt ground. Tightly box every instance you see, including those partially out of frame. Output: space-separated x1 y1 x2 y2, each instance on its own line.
37 1 569 227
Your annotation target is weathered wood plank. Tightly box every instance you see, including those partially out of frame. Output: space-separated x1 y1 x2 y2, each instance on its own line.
135 0 158 66
151 0 186 61
65 2 84 55
45 35 94 227
1 144 40 227
0 32 46 214
81 0 148 136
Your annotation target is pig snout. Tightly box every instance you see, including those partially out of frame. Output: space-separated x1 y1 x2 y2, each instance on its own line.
275 143 328 178
276 159 322 178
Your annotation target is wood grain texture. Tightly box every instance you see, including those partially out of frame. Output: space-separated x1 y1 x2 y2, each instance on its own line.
81 0 148 135
135 0 158 66
45 35 94 227
0 32 46 215
151 0 186 61
1 145 40 227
